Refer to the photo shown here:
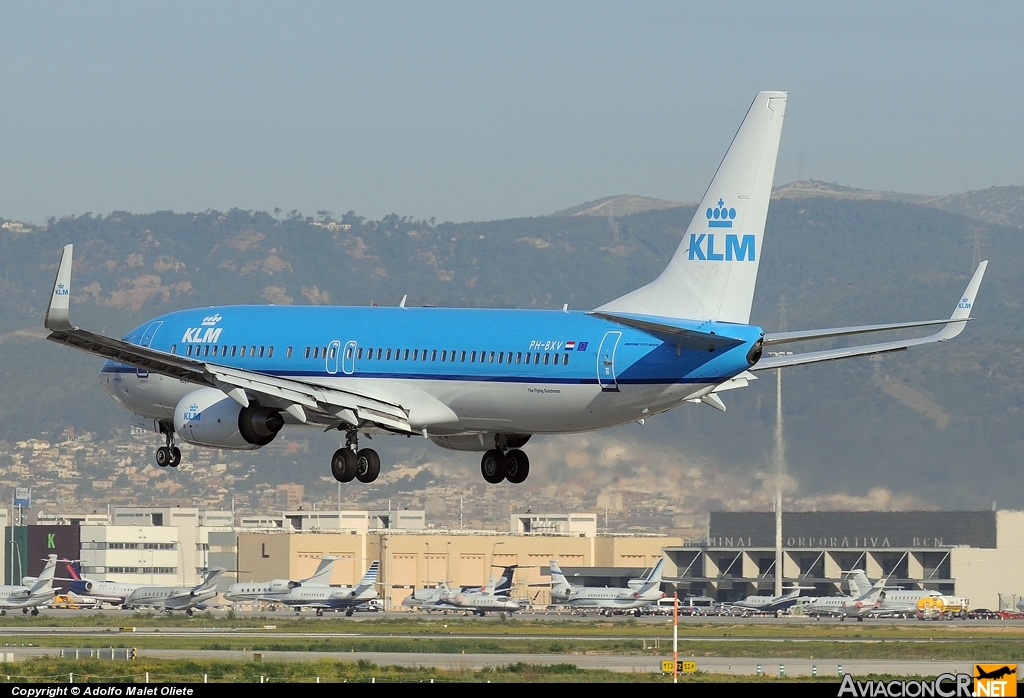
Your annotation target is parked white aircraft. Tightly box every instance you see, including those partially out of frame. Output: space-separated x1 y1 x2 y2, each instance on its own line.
225 556 338 604
847 569 943 617
57 559 145 607
802 572 887 621
279 560 379 616
123 567 225 615
0 555 59 616
566 558 666 616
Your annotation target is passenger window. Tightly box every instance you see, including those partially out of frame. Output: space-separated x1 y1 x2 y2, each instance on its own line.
346 347 353 359
329 346 336 359
422 349 428 361
170 345 176 355
460 350 466 362
394 348 400 360
357 348 363 359
403 349 409 360
489 351 495 363
386 349 392 360
544 353 549 365
412 349 418 360
563 353 569 365
506 352 513 363
287 347 293 359
497 352 503 364
259 346 265 358
431 350 437 361
449 350 456 362
323 347 329 358
440 350 447 362
366 347 373 360
203 345 210 357
516 352 522 364
250 346 257 357
186 345 193 357
268 346 274 358
303 347 309 359
313 347 319 359
524 352 530 364
534 353 540 364
470 351 476 362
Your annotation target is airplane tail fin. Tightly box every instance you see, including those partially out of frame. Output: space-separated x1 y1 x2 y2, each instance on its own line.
357 560 380 588
846 569 872 597
596 91 787 324
492 566 516 596
636 558 666 595
549 560 570 592
303 556 338 586
28 555 58 595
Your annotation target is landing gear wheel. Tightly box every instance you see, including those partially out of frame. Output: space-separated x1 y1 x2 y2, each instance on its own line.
316 608 324 617
186 608 194 617
156 447 170 467
345 608 354 617
504 449 530 484
331 448 357 482
168 447 181 468
22 608 29 615
480 449 506 484
355 448 381 483
31 608 39 616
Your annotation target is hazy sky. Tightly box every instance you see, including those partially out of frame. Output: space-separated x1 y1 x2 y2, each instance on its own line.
1 2 1021 224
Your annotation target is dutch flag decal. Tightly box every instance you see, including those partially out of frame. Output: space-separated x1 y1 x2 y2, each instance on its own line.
565 341 576 350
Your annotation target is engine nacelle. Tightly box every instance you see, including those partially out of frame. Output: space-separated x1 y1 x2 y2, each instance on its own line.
430 433 531 452
269 579 300 593
82 580 94 592
174 387 284 450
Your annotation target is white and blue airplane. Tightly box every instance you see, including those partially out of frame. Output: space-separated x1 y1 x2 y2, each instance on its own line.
43 91 988 485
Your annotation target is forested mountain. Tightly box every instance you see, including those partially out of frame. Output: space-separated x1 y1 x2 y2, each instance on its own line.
0 195 1020 510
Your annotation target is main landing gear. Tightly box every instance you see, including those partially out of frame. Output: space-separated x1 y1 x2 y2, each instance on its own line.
155 429 181 468
331 430 381 484
480 447 530 484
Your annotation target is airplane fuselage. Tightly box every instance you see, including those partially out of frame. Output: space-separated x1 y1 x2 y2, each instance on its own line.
99 305 762 441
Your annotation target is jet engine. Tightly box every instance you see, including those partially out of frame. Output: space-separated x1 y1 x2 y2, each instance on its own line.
269 579 300 593
173 387 283 450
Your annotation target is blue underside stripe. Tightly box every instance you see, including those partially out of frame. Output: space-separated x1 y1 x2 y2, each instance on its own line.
98 364 707 386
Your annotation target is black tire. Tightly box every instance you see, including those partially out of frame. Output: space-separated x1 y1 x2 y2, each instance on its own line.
504 449 530 484
156 447 170 467
480 449 506 484
345 608 354 617
169 447 181 468
356 448 381 483
186 609 193 617
331 448 357 482
31 608 39 616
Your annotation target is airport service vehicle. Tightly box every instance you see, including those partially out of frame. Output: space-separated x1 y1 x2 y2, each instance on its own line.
43 91 987 487
0 554 59 616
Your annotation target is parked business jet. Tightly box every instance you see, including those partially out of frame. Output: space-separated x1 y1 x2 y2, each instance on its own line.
122 567 225 615
729 586 807 616
0 555 59 616
58 560 145 607
225 555 338 605
402 564 518 612
43 91 988 486
228 559 380 616
802 571 887 621
433 567 522 616
566 558 666 616
846 569 942 617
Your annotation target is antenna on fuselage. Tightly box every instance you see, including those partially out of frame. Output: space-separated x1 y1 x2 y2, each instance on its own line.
400 295 408 309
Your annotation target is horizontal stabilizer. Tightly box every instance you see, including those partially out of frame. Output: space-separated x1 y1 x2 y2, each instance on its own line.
754 261 987 371
588 311 744 352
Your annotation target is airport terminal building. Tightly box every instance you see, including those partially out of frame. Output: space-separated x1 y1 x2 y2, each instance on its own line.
663 510 1024 610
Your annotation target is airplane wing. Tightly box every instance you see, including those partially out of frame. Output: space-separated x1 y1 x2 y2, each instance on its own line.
753 261 987 371
43 245 413 434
